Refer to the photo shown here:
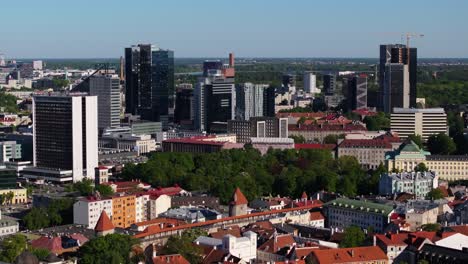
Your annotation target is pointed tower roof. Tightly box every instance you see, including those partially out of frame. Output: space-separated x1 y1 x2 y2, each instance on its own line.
95 210 114 232
301 191 308 199
230 188 248 205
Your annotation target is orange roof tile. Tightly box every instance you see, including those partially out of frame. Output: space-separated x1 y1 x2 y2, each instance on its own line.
95 210 114 232
448 225 468 236
301 192 308 199
311 246 388 264
152 254 190 264
231 188 248 205
258 234 296 253
309 211 325 221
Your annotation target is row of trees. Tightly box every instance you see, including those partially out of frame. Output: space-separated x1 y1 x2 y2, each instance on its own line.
0 191 15 205
122 148 383 204
23 198 74 230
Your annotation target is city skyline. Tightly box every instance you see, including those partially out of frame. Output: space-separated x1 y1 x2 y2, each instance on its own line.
1 0 467 58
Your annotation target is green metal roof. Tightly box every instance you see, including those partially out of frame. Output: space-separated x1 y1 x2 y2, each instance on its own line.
325 198 394 216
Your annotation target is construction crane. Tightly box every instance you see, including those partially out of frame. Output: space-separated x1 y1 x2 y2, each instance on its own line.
404 33 424 65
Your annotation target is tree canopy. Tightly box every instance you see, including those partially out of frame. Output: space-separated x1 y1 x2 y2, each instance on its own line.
161 229 207 264
363 112 390 131
427 133 456 155
0 234 27 263
340 226 366 248
78 234 137 264
121 148 373 204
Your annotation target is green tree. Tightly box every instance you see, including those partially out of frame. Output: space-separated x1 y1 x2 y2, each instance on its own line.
0 194 5 205
363 112 390 131
95 184 114 197
30 248 51 261
0 92 19 113
323 134 342 144
427 133 456 155
426 188 444 200
0 234 27 263
340 226 366 248
414 163 428 172
407 134 423 149
72 179 94 196
161 229 207 264
78 234 136 264
23 207 50 230
447 111 465 137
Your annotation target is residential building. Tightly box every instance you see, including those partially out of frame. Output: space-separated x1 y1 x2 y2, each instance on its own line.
347 75 367 111
309 211 325 228
0 210 19 237
161 206 222 223
418 244 468 264
257 233 297 263
405 201 439 231
380 44 417 113
0 141 21 163
288 123 367 142
26 94 98 182
386 140 468 180
337 138 397 169
89 74 121 131
147 194 171 220
323 74 336 95
135 193 150 223
227 117 288 143
111 193 136 228
124 44 174 128
309 246 389 264
236 83 268 120
379 171 438 199
73 197 113 229
324 198 394 233
390 108 447 141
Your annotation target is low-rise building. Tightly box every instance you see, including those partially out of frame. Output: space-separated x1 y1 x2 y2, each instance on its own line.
162 135 242 153
73 196 113 229
0 188 27 204
99 134 156 156
147 194 171 220
337 137 399 170
222 232 257 262
379 171 438 199
288 123 367 143
0 210 19 237
324 198 394 233
160 206 222 223
391 107 447 141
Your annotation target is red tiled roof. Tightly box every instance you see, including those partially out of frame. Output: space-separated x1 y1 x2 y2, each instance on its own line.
210 226 242 239
311 246 388 264
301 192 308 199
436 186 449 197
448 225 468 236
31 236 63 254
231 188 248 205
163 136 227 146
134 204 321 239
152 254 190 264
294 143 336 150
289 124 367 132
276 112 327 118
309 211 325 221
69 233 89 245
147 185 184 197
95 210 114 232
258 234 296 253
375 233 409 246
133 217 183 228
338 139 393 149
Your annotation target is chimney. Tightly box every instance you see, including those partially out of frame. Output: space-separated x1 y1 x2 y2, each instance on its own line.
229 53 234 67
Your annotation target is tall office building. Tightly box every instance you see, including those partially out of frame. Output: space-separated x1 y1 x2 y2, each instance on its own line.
195 54 236 132
347 75 368 111
28 95 98 182
174 87 194 127
263 86 275 117
89 74 121 131
227 117 288 143
379 44 417 113
323 74 336 95
236 83 268 120
124 44 174 128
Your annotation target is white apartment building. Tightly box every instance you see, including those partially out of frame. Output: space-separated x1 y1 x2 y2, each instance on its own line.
303 72 320 94
73 197 113 229
147 194 171 220
391 108 447 141
135 194 150 223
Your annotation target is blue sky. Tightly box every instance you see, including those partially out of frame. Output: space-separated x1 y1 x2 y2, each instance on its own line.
1 0 467 58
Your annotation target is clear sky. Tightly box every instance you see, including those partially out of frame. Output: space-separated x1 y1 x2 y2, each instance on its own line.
1 0 467 58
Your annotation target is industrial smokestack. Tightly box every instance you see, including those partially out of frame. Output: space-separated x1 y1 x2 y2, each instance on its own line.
229 53 234 67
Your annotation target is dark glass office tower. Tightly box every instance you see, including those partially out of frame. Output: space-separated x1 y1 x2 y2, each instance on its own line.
152 49 174 127
379 44 417 112
206 77 235 133
323 74 336 95
263 86 275 117
124 44 174 128
174 87 194 126
347 76 367 111
203 61 223 76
